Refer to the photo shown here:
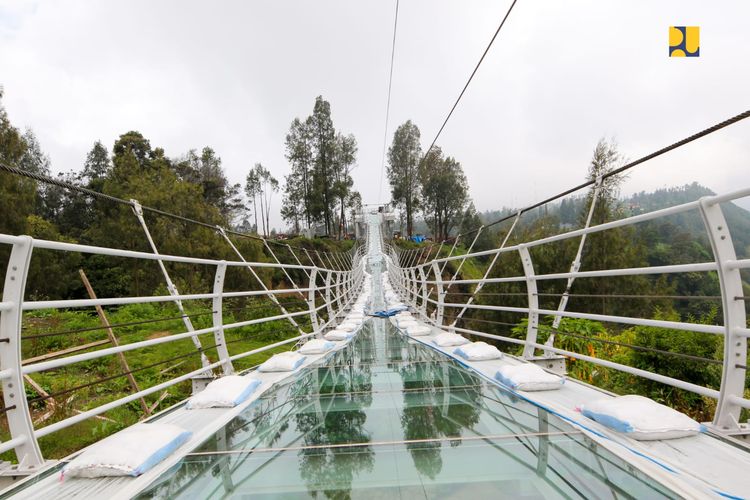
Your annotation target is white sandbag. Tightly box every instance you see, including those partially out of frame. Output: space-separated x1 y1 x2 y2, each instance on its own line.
348 312 365 319
397 319 418 329
338 321 358 331
454 341 502 361
580 395 704 440
299 338 336 355
495 364 563 391
187 376 261 409
406 325 432 336
62 424 191 478
345 316 363 325
396 311 412 318
258 351 306 372
432 332 470 347
324 329 354 341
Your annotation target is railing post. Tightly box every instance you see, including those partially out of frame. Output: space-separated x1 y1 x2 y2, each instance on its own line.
409 268 419 309
263 240 306 300
443 226 484 295
700 197 748 431
308 268 320 334
333 272 343 318
324 271 334 324
417 265 428 317
0 236 44 469
131 200 211 370
431 260 445 325
544 177 602 353
518 245 539 359
216 227 304 334
449 212 522 327
212 262 233 375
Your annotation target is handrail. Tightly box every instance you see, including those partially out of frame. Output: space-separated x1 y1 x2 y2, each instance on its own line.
386 187 749 435
0 231 366 471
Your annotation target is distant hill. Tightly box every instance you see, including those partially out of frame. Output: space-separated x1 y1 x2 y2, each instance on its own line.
478 183 750 259
625 183 750 259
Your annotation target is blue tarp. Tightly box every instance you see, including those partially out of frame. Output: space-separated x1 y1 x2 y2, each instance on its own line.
371 306 408 318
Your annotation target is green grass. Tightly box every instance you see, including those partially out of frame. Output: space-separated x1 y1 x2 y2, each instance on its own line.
0 298 311 461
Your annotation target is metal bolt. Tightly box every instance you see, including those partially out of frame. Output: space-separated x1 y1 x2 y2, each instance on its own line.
721 236 726 240
7 383 12 388
10 276 15 281
9 393 13 398
718 226 723 230
11 266 17 271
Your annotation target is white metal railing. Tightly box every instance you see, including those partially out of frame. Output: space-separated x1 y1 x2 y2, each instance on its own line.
384 188 750 435
0 229 367 471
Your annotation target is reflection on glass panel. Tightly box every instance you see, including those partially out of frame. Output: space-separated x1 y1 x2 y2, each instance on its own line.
136 320 677 499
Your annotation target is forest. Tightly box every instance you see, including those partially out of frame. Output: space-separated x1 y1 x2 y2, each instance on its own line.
396 141 750 420
0 89 361 458
1 83 749 457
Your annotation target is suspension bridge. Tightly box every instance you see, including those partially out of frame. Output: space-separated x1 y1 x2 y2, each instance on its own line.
0 181 747 498
0 0 749 496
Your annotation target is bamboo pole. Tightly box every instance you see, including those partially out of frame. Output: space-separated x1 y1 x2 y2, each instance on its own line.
79 269 151 415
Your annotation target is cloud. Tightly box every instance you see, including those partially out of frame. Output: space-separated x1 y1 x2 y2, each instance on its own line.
1 0 748 230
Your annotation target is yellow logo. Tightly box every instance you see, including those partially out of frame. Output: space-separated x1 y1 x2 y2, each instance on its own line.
670 26 699 57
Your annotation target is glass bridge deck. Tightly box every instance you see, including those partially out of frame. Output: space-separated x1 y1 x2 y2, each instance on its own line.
136 319 675 499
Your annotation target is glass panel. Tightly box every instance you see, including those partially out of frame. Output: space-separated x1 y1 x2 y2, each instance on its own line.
137 319 677 499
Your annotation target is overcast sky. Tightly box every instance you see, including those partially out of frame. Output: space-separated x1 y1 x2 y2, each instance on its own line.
1 0 748 230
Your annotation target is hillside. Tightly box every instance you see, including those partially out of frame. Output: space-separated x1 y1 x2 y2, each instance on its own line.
478 183 750 259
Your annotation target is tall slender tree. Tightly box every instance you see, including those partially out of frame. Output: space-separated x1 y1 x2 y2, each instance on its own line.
309 96 337 235
281 96 357 237
175 147 242 221
332 133 357 238
387 120 422 236
283 117 314 229
419 146 469 241
245 163 277 237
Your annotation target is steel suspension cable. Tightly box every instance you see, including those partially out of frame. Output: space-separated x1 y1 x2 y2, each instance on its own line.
0 162 351 261
378 0 400 203
422 0 519 159
457 109 750 240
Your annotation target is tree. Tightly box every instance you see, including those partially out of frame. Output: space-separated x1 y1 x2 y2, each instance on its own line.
459 202 493 251
332 133 357 238
283 117 315 229
573 138 651 316
347 190 363 238
261 166 279 237
387 120 421 236
244 163 277 237
309 96 337 235
0 90 35 236
113 131 152 169
245 164 262 234
82 141 111 185
281 96 357 237
174 147 242 221
419 146 469 241
17 129 63 220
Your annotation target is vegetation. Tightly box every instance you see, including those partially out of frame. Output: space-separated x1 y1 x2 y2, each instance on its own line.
0 89 360 460
387 121 470 238
281 96 361 237
423 139 750 420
